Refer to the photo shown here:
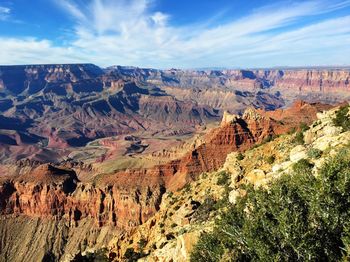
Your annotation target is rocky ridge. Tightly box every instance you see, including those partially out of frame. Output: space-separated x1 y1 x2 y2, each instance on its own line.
108 103 350 261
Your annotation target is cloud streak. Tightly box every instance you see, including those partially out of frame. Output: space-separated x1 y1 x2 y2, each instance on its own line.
0 6 11 21
1 0 350 68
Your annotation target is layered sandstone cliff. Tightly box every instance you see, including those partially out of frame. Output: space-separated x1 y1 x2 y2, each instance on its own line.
0 101 334 261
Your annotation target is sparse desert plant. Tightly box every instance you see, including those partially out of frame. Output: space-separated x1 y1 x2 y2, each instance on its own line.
266 155 275 164
288 127 296 134
333 105 350 131
294 131 304 145
236 152 244 161
193 196 217 222
216 171 230 185
307 148 322 159
124 248 144 262
183 183 191 193
262 134 276 144
299 122 309 132
72 248 109 262
292 158 314 174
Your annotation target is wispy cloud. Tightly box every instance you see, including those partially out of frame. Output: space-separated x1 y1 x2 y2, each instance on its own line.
1 0 350 67
0 6 11 21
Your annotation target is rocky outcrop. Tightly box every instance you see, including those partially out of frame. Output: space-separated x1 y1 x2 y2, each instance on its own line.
0 164 166 229
0 163 167 261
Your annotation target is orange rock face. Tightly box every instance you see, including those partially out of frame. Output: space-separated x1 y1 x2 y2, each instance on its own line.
0 164 165 229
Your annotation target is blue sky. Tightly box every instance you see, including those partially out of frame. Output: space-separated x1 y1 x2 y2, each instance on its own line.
0 0 350 68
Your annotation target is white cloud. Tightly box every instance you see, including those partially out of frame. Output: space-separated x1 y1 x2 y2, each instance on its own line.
0 6 11 21
0 0 350 68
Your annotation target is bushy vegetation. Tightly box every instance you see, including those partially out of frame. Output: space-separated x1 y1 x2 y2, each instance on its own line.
299 122 310 132
292 158 314 174
123 238 148 262
236 153 245 161
293 131 304 145
266 155 275 164
72 248 109 262
216 171 230 185
307 148 322 159
261 134 276 144
333 105 350 131
191 151 350 261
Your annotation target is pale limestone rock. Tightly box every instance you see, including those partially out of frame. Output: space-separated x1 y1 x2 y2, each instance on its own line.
245 169 266 187
289 145 307 163
272 161 293 173
323 125 342 136
143 231 199 262
222 152 243 186
229 190 241 204
221 111 239 126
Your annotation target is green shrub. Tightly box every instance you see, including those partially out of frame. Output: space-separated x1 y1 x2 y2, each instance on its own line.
333 105 350 131
300 122 310 132
193 197 217 222
191 152 350 261
72 248 109 262
124 248 144 262
183 183 191 193
292 158 314 174
266 155 275 164
236 152 244 161
190 233 224 262
307 148 322 159
288 127 296 134
216 171 230 185
293 131 304 145
262 134 276 144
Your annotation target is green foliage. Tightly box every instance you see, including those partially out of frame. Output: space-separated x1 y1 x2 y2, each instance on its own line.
216 171 230 186
293 131 304 145
266 155 276 164
262 134 274 144
72 248 109 262
190 233 224 262
288 127 296 134
333 105 350 131
307 148 322 159
236 152 244 161
138 238 147 251
124 248 145 262
299 122 310 132
167 192 173 199
292 158 314 174
183 183 191 193
193 197 217 222
191 152 350 261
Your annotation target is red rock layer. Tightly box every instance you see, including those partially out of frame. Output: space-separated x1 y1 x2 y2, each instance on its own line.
0 164 165 229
